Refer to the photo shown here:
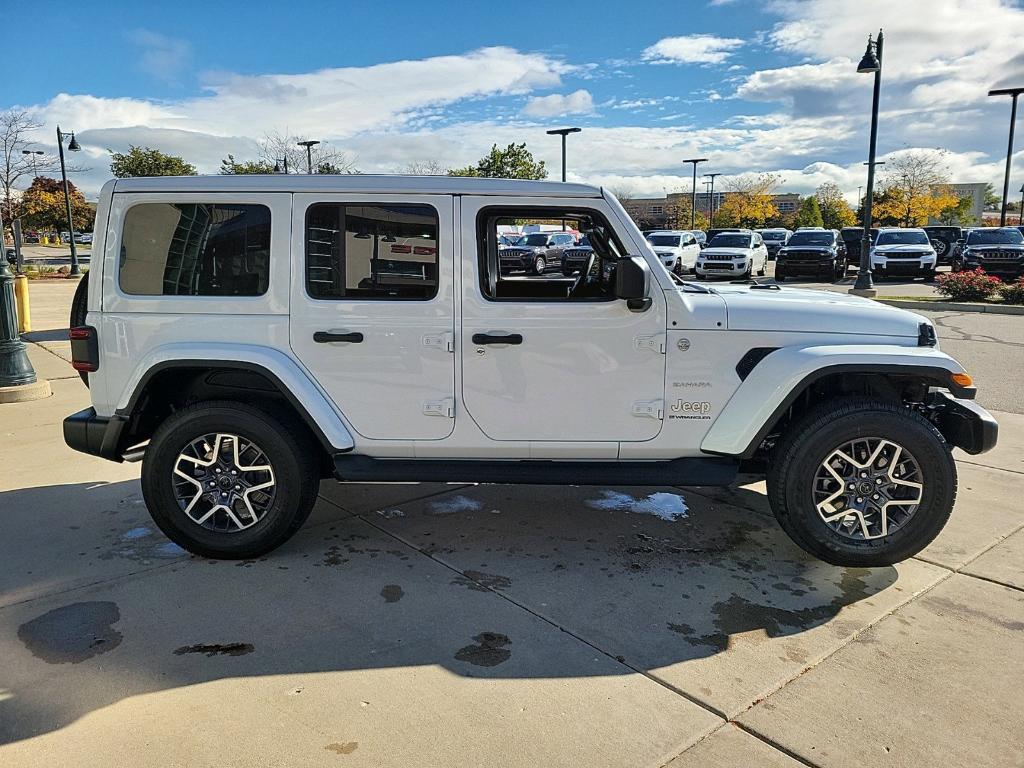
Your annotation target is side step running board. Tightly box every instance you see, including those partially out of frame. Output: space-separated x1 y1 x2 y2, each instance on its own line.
333 455 738 487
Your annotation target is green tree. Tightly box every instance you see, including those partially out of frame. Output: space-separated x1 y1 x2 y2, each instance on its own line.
815 182 857 229
793 196 824 228
110 146 197 178
220 154 276 174
937 195 976 225
20 176 93 232
449 143 547 180
712 173 781 228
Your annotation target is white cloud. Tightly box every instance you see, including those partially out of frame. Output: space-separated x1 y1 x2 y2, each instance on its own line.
129 29 191 85
522 89 594 118
642 35 745 65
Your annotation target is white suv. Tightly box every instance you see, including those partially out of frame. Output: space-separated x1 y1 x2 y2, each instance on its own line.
695 230 769 279
645 230 701 275
65 175 996 566
870 228 938 280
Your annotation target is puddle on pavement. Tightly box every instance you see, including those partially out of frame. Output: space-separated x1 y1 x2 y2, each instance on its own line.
454 632 512 667
18 601 122 664
586 490 689 521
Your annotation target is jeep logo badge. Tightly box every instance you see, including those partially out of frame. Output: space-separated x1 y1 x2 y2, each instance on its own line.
677 338 691 352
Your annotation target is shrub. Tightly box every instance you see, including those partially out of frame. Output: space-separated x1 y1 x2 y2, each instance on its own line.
998 276 1024 305
934 268 1001 301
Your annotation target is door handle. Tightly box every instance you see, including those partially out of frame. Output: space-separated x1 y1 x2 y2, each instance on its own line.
313 331 364 344
472 333 523 345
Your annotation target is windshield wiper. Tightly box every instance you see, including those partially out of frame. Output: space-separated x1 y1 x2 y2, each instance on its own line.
670 272 715 292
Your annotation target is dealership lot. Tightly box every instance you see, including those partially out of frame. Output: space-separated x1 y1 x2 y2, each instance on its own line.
0 281 1021 767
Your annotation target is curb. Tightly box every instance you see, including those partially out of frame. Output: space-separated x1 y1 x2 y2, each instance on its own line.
875 298 1024 316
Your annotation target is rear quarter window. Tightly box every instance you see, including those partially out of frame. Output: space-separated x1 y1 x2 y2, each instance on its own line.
119 202 271 296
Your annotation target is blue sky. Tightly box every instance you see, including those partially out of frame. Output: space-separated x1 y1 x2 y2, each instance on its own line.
6 0 1024 199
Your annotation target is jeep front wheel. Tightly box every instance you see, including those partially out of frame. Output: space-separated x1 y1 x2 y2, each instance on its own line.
142 401 319 559
767 398 956 566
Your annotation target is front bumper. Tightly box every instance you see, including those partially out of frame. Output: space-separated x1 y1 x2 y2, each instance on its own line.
961 257 1024 277
776 258 836 275
63 407 128 462
872 258 936 275
696 260 747 276
930 391 998 455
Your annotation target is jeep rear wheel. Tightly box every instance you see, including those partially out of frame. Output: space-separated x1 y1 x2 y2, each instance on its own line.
532 256 546 275
142 401 319 559
69 272 89 387
767 397 956 566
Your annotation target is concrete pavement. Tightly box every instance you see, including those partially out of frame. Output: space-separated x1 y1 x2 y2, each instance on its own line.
0 281 1021 767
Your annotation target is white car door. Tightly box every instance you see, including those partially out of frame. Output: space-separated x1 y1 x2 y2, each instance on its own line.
289 194 457 441
460 196 667 443
681 234 700 269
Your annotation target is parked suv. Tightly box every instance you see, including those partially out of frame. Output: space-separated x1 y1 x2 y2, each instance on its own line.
953 227 1024 278
645 230 700 274
499 231 575 274
695 230 768 279
923 225 962 266
757 228 791 260
774 229 846 282
870 228 938 280
65 175 996 567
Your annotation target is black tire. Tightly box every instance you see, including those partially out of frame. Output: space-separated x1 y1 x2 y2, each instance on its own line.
757 260 766 277
532 256 546 275
69 272 89 386
774 267 786 282
923 270 936 283
767 397 956 566
672 259 683 276
142 401 319 559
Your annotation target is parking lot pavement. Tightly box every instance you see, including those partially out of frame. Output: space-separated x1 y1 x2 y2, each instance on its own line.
1 284 1022 767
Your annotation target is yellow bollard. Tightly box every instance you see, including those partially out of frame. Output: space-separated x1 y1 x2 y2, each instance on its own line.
14 274 31 333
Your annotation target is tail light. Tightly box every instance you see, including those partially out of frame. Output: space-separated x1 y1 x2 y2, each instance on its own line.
69 326 99 372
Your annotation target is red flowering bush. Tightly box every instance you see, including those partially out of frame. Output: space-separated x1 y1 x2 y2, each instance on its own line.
998 276 1024 305
934 268 1002 301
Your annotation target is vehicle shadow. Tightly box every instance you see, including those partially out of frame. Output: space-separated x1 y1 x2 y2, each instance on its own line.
0 478 899 745
21 328 70 343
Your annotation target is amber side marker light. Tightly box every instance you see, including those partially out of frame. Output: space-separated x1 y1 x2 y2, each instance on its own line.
951 372 973 388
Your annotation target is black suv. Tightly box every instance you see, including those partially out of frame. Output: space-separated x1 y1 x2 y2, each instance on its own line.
923 225 962 266
954 227 1024 278
840 227 879 268
560 235 593 275
775 229 847 281
499 231 576 275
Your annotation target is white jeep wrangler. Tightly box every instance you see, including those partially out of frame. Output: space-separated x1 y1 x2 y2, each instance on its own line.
64 175 997 565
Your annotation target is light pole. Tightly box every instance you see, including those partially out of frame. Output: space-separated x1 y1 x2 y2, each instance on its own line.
273 157 289 174
851 30 883 295
1019 183 1024 225
21 149 44 181
682 158 708 229
56 126 82 277
989 87 1023 227
546 127 582 182
296 140 320 174
704 172 721 228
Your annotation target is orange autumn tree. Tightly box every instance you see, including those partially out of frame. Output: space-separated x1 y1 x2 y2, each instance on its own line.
20 176 93 232
872 150 959 227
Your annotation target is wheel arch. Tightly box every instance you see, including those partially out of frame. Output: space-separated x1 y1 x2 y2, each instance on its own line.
114 345 355 458
701 345 974 459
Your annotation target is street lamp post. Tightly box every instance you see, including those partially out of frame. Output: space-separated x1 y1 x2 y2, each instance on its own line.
273 157 289 174
546 127 582 182
988 87 1023 227
56 126 82 277
851 30 884 296
296 140 321 174
704 172 721 228
1019 183 1024 225
682 158 708 229
21 149 44 181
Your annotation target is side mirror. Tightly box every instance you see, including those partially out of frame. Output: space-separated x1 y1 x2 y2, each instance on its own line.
615 256 652 312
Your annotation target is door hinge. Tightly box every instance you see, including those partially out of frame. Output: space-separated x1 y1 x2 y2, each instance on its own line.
632 399 664 419
423 398 455 418
634 334 666 354
422 332 454 353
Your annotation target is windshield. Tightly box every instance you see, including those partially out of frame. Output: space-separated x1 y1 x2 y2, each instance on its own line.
521 233 550 246
648 234 682 246
761 231 787 241
966 228 1024 245
876 230 930 246
575 235 591 248
708 234 752 248
788 232 834 246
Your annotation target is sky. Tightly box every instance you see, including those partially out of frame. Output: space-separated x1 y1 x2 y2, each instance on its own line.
5 0 1024 202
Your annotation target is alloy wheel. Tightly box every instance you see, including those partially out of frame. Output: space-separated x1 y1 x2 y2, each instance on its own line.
811 437 923 540
171 433 276 532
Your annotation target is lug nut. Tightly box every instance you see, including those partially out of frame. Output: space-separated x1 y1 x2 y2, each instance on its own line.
860 472 868 478
872 494 880 500
231 470 237 476
856 497 863 503
876 478 883 484
215 468 221 474
234 485 241 491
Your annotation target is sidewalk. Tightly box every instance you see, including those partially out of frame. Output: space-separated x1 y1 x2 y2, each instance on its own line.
1 335 1021 767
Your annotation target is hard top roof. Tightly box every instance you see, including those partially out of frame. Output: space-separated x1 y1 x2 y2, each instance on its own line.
110 174 603 198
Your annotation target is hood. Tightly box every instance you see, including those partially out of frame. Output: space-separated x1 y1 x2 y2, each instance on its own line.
710 284 928 338
701 247 751 257
873 243 933 253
